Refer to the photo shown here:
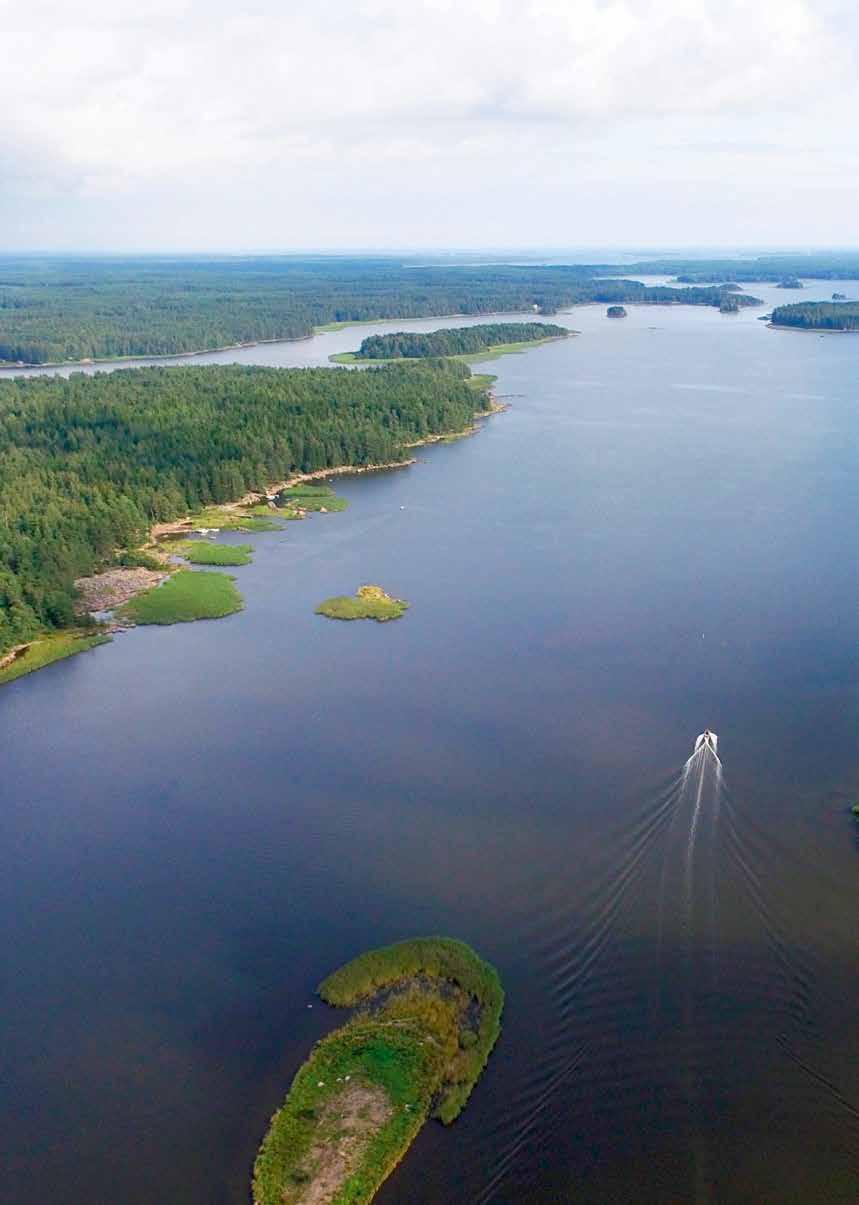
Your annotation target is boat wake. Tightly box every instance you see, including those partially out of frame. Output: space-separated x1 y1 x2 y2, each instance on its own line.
473 728 859 1202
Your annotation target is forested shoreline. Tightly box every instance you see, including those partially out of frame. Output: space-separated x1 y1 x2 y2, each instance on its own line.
619 253 859 283
354 321 569 359
0 360 486 654
770 301 859 331
0 256 756 365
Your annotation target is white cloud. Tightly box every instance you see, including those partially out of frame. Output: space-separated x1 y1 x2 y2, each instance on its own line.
0 0 857 246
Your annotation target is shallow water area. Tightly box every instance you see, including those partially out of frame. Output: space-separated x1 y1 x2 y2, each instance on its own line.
2 282 859 1203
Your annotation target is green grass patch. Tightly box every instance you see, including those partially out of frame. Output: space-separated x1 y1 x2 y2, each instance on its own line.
187 507 282 532
0 631 111 686
172 541 253 566
252 937 503 1205
278 484 348 512
118 569 243 625
280 484 335 496
320 936 504 1123
313 317 386 333
316 585 408 623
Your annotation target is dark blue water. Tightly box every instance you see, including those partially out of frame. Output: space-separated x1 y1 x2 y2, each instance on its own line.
2 285 859 1203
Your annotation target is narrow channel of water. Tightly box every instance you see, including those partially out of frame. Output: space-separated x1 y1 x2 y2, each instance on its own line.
2 283 859 1202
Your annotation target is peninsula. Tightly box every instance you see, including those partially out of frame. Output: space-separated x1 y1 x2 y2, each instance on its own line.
0 360 496 683
252 937 503 1205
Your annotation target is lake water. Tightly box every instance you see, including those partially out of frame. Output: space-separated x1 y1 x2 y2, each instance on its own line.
2 283 859 1203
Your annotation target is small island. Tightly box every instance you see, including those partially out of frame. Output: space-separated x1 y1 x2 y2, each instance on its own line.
770 301 859 332
833 292 847 301
316 584 408 622
777 278 803 289
606 305 627 318
252 937 504 1205
330 321 571 364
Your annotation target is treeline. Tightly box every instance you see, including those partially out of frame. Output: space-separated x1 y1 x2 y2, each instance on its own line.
356 322 569 359
0 256 756 365
0 359 483 653
770 302 859 331
622 253 859 284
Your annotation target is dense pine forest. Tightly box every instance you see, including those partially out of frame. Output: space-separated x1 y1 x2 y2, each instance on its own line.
770 301 859 331
0 256 756 365
621 253 859 284
356 322 569 359
0 360 484 653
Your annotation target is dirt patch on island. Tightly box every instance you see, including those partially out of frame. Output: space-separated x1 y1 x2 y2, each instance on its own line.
74 567 169 614
287 1083 392 1205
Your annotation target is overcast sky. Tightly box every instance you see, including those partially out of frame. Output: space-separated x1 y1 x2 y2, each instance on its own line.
2 0 858 252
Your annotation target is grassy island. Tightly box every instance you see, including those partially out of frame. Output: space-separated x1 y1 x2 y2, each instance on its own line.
277 484 349 513
330 321 570 364
316 585 408 623
117 569 243 625
252 937 503 1205
168 541 254 566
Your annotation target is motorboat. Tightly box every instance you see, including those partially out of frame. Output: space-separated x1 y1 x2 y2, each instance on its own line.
695 729 718 753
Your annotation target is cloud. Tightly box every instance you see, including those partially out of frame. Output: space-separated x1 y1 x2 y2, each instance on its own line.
0 0 857 246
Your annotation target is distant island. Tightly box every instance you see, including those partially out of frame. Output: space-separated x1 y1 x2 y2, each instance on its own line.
252 937 503 1205
832 292 847 301
331 321 571 364
0 255 764 367
777 278 803 290
606 306 627 318
770 302 859 332
316 585 409 622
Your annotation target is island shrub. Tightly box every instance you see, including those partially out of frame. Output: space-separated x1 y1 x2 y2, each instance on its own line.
253 938 503 1205
316 585 408 622
319 936 504 1122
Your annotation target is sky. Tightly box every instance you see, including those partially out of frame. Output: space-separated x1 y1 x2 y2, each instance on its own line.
2 0 858 252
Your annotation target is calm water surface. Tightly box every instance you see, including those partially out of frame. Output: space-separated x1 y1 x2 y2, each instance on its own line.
2 284 859 1203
